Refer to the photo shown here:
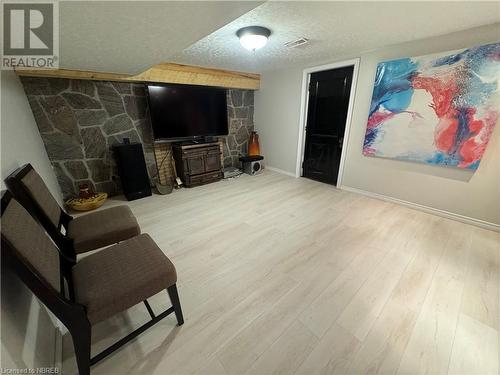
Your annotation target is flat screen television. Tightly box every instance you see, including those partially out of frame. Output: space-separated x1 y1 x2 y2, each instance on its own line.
146 83 228 141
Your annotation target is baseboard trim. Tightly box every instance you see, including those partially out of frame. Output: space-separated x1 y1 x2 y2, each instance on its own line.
341 185 500 232
265 166 298 178
54 327 63 372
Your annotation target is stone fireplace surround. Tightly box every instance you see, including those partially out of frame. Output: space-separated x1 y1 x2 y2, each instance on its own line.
20 77 254 199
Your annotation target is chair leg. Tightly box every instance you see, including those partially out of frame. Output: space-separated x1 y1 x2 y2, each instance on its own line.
144 300 156 319
167 284 184 326
70 322 91 375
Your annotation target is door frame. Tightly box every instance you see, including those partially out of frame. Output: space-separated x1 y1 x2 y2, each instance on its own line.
295 58 360 187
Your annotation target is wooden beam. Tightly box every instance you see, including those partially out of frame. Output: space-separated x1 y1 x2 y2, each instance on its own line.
15 68 133 82
15 62 260 90
131 63 260 90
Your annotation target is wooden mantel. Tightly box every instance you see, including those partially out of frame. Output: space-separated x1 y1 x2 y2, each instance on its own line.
15 62 260 90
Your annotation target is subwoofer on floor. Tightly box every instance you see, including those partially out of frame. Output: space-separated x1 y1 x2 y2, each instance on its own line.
239 155 264 176
113 142 152 201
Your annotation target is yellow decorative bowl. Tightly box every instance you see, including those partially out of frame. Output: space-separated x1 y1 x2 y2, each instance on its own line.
66 192 108 212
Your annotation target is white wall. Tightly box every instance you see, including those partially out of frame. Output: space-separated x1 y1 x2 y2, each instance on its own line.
1 71 61 197
254 23 500 226
255 68 304 174
1 71 61 370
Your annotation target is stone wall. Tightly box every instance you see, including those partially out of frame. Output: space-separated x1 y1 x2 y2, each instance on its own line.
223 90 254 167
21 76 254 199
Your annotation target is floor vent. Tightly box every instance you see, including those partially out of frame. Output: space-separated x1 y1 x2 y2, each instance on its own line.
284 38 309 48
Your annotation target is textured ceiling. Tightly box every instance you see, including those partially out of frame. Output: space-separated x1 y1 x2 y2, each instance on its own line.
172 1 500 73
59 1 262 74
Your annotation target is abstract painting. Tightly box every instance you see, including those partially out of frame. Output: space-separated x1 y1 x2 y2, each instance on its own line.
363 42 500 170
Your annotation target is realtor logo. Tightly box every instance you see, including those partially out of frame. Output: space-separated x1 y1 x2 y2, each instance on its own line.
2 1 59 69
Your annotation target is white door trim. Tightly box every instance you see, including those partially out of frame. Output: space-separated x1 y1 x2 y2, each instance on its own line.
295 58 360 187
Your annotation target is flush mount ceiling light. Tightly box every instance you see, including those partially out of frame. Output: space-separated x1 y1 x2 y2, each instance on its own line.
236 26 271 51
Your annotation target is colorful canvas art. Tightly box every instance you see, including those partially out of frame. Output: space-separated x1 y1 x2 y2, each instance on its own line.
363 42 500 170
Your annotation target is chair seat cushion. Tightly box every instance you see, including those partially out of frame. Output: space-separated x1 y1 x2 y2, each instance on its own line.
68 205 140 253
72 234 177 324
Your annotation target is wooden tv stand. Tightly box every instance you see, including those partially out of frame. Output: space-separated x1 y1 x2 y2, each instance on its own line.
172 142 222 187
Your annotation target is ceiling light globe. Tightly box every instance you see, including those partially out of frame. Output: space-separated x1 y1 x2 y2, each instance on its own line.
236 26 271 51
239 34 268 51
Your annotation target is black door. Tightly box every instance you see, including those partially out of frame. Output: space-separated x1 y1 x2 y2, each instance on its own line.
302 66 353 185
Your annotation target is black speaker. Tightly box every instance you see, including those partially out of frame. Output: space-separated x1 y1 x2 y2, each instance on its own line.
239 155 264 176
113 143 152 201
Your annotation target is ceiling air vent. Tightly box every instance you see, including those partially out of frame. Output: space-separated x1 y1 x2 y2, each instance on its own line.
284 38 309 49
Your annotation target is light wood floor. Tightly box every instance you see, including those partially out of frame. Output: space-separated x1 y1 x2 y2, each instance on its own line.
63 170 500 375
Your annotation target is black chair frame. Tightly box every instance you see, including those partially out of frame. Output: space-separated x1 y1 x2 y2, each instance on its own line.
1 191 184 375
5 163 77 262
